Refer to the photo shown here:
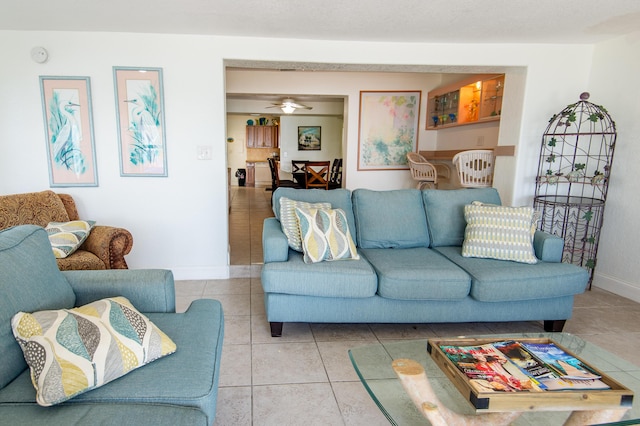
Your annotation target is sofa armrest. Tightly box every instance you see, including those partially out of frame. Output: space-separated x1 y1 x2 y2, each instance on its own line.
533 230 564 263
263 218 290 263
63 269 176 312
82 225 133 269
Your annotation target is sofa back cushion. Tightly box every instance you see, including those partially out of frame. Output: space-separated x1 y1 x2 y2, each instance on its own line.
0 190 70 230
352 189 429 248
0 225 76 389
272 188 357 241
423 188 501 247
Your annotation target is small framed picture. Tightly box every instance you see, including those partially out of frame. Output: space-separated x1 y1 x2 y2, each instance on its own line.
298 126 321 151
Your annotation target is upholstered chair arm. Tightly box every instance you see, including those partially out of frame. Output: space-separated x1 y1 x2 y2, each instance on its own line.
82 225 133 269
532 230 564 263
263 218 290 263
63 269 175 313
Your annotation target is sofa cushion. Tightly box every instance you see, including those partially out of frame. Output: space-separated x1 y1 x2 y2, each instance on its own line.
352 189 429 248
46 220 96 258
0 225 76 390
0 299 223 425
279 197 331 252
434 246 588 302
360 248 470 300
462 202 538 264
295 207 359 263
272 188 357 240
262 251 377 298
11 296 177 406
423 188 502 247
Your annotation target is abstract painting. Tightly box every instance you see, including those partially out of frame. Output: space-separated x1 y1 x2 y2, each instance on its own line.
357 91 421 170
113 66 167 176
40 76 98 187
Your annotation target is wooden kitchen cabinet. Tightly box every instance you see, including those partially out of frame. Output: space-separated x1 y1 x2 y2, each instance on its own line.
245 162 255 187
426 74 504 129
246 125 279 148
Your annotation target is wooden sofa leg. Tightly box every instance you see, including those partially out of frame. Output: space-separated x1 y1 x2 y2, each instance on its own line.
544 320 566 332
270 322 283 337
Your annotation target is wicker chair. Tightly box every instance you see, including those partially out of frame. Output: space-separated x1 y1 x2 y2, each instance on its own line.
407 152 439 189
452 149 495 188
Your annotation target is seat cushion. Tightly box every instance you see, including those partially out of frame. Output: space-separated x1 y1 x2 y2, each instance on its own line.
0 225 76 389
262 251 377 298
360 248 470 300
434 246 588 302
423 188 501 247
56 250 107 271
0 299 224 425
352 189 429 248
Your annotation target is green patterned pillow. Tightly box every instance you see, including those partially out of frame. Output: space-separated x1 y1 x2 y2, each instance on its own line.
45 220 96 258
279 197 331 252
11 296 177 406
462 201 538 264
294 207 359 264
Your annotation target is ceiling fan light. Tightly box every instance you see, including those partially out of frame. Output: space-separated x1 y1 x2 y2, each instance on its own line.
281 105 296 114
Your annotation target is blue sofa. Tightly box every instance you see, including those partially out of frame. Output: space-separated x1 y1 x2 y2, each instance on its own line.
262 187 589 337
0 225 224 425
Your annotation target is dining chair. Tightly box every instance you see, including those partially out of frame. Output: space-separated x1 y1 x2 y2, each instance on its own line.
451 149 495 188
268 157 297 191
304 161 330 190
328 158 343 189
291 160 308 186
407 152 439 189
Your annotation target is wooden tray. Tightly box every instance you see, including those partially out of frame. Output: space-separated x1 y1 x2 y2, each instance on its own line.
427 336 634 413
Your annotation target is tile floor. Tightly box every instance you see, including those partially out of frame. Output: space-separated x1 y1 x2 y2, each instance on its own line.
175 186 640 425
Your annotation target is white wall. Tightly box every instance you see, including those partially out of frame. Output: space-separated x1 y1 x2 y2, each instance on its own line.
1 30 599 281
587 33 640 302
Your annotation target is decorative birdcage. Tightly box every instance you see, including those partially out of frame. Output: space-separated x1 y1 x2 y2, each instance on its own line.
533 93 617 289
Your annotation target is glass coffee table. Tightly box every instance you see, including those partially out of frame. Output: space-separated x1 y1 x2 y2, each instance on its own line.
349 332 640 425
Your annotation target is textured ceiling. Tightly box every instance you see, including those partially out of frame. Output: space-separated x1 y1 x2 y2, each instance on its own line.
3 0 640 44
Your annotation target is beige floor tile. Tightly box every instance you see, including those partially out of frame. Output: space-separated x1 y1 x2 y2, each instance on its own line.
331 381 390 426
251 292 266 316
219 344 252 387
317 340 379 382
213 386 252 426
369 323 438 340
252 342 327 385
251 316 315 344
203 278 250 295
428 322 494 337
211 294 251 317
578 332 640 367
175 295 199 313
175 280 206 296
311 323 377 342
252 383 344 426
222 315 251 345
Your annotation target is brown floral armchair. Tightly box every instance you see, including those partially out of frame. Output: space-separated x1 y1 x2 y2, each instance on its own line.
0 190 133 270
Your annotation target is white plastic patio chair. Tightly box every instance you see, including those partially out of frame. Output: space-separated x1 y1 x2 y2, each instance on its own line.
452 149 495 188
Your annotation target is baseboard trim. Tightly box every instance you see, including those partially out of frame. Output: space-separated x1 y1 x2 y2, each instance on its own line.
593 271 640 303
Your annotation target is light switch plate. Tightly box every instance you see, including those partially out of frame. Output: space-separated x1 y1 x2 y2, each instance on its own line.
197 145 212 160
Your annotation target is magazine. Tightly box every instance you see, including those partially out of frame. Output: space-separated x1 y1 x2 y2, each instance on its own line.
521 342 602 380
438 340 611 392
440 343 543 392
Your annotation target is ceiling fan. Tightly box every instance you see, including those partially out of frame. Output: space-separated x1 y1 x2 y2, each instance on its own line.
266 98 313 114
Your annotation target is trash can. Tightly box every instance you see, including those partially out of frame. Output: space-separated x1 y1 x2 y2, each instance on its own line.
235 168 246 186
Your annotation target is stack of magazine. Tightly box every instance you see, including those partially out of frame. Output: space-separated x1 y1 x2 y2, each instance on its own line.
439 340 610 393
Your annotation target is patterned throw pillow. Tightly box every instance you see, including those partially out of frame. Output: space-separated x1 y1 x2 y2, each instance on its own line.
11 296 177 406
462 201 538 264
45 220 96 258
279 197 331 252
294 207 359 264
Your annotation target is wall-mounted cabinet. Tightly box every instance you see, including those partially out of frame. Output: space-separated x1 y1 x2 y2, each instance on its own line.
426 74 504 130
246 125 279 148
